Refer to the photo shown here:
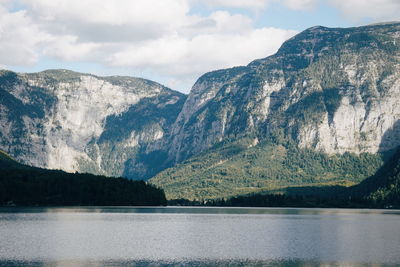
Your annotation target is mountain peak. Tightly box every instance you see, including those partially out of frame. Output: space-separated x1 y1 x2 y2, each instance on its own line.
1 23 400 200
0 69 186 178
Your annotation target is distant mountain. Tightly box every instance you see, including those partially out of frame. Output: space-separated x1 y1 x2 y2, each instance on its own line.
150 22 400 199
164 22 400 163
1 22 400 201
0 151 166 206
0 69 186 179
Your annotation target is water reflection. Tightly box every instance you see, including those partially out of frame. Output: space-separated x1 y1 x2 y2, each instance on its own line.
1 259 396 267
0 207 399 265
1 206 400 215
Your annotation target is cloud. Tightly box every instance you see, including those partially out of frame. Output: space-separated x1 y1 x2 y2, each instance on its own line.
0 0 296 92
42 36 101 61
23 0 189 25
21 0 190 43
0 5 51 66
109 26 296 75
329 0 400 22
106 11 296 79
199 0 270 10
283 0 317 11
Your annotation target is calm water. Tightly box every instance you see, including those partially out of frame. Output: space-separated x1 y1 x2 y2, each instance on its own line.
0 207 399 266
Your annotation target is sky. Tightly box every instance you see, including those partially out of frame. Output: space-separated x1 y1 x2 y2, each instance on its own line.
0 0 399 93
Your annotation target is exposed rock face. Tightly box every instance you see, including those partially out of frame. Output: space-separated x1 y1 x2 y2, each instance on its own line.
1 23 400 186
166 22 400 163
0 70 186 178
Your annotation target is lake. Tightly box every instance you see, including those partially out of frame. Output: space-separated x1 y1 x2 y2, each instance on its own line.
0 207 399 266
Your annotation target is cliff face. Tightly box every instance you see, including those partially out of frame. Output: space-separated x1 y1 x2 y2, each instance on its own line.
166 23 400 164
1 23 400 195
0 70 186 178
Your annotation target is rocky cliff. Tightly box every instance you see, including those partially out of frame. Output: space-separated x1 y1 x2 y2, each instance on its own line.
1 23 400 199
0 69 186 178
149 22 400 199
166 22 400 164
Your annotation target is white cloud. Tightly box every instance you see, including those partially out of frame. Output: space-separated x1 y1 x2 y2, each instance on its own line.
283 0 317 11
0 0 296 92
42 35 100 61
110 27 295 73
198 0 270 10
107 11 296 79
0 5 51 66
22 0 190 43
202 0 317 11
23 0 189 25
329 0 400 22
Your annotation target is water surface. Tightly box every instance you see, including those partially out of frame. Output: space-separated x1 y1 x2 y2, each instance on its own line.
1 207 399 266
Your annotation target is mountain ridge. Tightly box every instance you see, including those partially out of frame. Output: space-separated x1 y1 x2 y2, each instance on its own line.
161 22 400 165
1 22 400 201
0 69 186 179
149 22 400 199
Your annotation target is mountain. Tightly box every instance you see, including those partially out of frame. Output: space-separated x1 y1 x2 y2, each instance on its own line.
150 22 400 199
1 23 400 201
165 22 400 163
0 69 186 179
0 150 167 206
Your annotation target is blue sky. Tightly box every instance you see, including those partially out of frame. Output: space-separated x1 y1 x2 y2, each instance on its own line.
1 0 399 93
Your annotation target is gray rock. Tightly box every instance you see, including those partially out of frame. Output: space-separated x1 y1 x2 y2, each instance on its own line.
0 69 186 179
166 22 400 163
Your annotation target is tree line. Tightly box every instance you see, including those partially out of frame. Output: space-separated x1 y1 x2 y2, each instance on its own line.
0 168 167 206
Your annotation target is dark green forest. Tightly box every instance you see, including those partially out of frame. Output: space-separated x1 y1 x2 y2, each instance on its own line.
1 143 399 208
0 151 167 206
352 145 400 207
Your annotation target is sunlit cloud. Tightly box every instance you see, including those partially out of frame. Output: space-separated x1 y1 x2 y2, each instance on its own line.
0 0 397 92
198 0 270 10
283 0 317 11
329 0 400 23
0 0 297 92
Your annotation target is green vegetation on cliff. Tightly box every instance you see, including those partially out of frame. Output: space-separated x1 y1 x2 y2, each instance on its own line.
151 137 383 200
170 146 400 208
